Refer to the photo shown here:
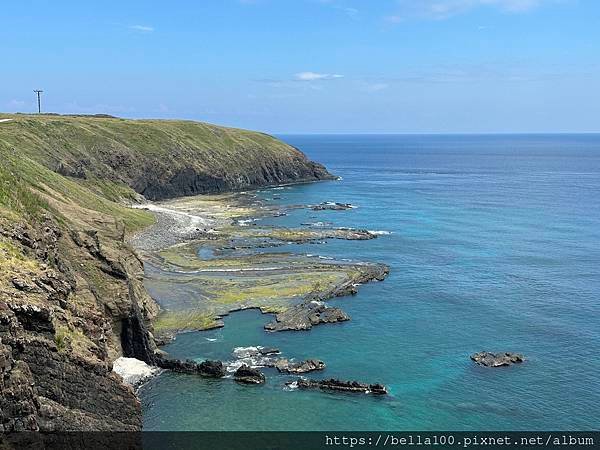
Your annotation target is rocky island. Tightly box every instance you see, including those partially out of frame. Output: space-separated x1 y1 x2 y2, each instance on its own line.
470 352 525 367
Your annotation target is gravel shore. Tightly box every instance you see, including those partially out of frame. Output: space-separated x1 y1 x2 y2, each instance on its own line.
128 203 216 252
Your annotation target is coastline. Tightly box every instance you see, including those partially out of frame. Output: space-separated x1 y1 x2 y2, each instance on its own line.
0 114 343 432
128 188 389 344
111 185 391 400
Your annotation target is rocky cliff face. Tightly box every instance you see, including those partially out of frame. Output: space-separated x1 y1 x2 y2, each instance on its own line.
138 157 331 201
0 114 334 431
0 213 155 431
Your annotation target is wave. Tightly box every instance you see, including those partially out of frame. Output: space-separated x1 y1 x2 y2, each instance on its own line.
226 346 280 372
368 230 392 235
171 266 283 274
284 381 299 391
237 218 258 226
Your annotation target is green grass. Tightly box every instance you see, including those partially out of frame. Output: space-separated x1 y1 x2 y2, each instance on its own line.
0 238 40 284
0 156 49 219
0 142 153 232
53 324 97 356
0 112 326 230
0 114 319 193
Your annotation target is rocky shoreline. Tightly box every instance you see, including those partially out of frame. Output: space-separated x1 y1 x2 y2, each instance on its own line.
0 114 389 432
118 189 394 398
120 192 532 418
130 192 391 342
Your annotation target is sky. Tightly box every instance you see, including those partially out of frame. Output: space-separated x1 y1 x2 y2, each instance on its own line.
1 0 600 133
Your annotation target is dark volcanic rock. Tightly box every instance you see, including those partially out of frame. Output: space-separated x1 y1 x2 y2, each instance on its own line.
290 378 387 395
0 217 152 432
470 351 524 367
234 364 266 384
275 359 325 374
259 347 280 356
155 355 226 378
197 360 227 378
264 300 350 332
312 202 354 211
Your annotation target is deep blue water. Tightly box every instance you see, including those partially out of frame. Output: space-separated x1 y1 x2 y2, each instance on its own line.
141 134 600 430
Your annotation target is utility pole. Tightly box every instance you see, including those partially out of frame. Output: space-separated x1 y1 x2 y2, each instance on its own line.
33 90 43 114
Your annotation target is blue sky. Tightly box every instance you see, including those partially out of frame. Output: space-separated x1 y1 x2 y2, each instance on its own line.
2 0 599 133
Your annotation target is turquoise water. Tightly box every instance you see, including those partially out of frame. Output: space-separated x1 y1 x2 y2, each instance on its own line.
141 134 600 430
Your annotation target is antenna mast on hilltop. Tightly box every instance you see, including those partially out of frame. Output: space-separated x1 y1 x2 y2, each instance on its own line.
33 89 43 114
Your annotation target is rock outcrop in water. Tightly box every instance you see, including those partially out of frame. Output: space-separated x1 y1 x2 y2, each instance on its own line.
229 346 282 368
264 300 350 332
470 352 524 367
264 262 388 332
311 202 354 211
234 364 266 384
155 355 226 378
275 359 325 374
289 378 388 395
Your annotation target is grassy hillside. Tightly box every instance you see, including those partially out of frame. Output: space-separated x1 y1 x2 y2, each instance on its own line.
0 114 333 201
0 113 333 431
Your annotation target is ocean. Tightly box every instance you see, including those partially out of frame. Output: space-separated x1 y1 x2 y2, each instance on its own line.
140 134 600 430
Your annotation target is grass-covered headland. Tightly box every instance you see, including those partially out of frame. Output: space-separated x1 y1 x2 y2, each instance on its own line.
0 113 333 432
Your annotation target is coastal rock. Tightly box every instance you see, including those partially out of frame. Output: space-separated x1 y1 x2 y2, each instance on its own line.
275 359 325 374
289 378 387 395
232 346 281 358
259 347 281 356
264 300 350 332
0 216 150 432
155 355 226 378
234 364 266 384
470 352 524 367
312 202 354 211
198 360 228 378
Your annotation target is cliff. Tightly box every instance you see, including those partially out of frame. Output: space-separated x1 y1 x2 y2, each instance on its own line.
0 114 334 431
0 114 333 200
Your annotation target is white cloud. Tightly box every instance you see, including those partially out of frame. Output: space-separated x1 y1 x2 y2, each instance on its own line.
129 25 154 32
294 72 344 81
386 0 549 21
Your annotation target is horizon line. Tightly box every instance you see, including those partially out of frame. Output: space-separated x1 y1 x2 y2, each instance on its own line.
273 131 600 136
3 112 600 136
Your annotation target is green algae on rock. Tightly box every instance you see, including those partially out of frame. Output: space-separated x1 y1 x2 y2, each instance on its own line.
134 193 389 342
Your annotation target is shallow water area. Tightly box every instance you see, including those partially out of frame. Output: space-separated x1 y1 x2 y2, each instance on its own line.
141 134 600 430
